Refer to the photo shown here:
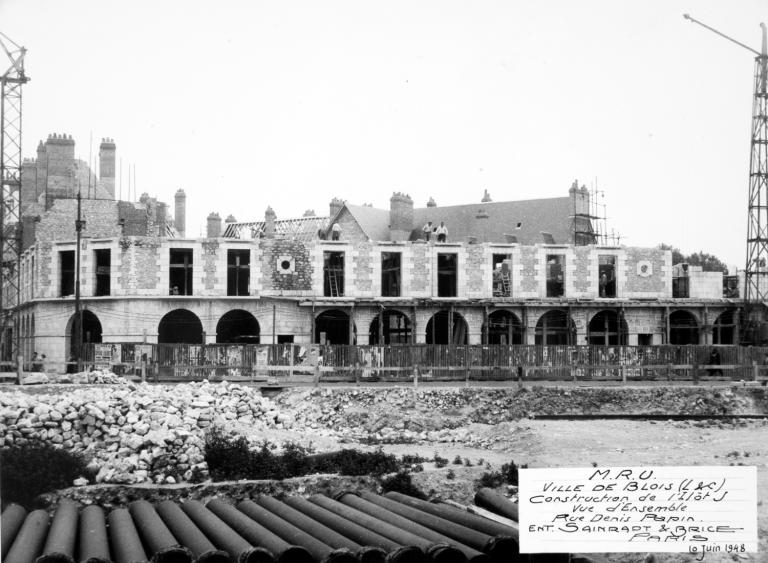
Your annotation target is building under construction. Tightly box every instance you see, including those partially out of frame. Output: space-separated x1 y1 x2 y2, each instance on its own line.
5 133 742 367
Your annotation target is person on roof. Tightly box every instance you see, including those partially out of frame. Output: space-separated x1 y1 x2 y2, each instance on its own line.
435 221 448 242
422 221 433 241
331 222 342 241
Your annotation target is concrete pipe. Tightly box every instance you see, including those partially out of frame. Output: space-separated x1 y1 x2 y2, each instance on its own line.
37 499 80 563
359 493 519 563
128 501 192 563
3 509 49 563
78 506 111 563
180 500 273 563
382 495 518 539
205 498 312 563
308 495 464 563
108 508 149 563
473 489 518 522
1 503 28 559
336 493 486 563
237 499 357 563
155 501 231 563
283 496 425 563
255 495 386 563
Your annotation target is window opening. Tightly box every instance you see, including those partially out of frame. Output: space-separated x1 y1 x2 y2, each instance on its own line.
437 253 457 297
60 250 75 297
94 249 111 296
598 255 616 298
381 252 401 297
492 254 512 297
169 249 194 295
324 251 345 297
227 249 250 296
546 254 565 297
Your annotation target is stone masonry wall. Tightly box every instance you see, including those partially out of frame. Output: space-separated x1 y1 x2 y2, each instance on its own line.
36 199 121 242
409 244 430 295
261 239 313 293
202 241 219 291
465 245 486 298
518 246 539 295
572 246 591 294
353 242 374 293
624 247 669 297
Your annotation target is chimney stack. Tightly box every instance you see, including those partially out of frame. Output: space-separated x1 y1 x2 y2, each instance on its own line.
207 212 222 238
329 197 345 219
174 189 186 237
99 138 116 199
389 192 414 242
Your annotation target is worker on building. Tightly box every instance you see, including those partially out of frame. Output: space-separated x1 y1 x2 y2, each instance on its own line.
422 221 433 241
436 221 448 242
331 222 342 241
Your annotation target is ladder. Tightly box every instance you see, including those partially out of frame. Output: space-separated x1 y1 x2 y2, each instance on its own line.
328 270 340 297
500 271 511 296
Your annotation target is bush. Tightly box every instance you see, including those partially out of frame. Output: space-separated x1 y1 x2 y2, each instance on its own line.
380 471 427 499
453 455 463 465
446 469 456 480
501 460 527 486
478 470 504 488
204 429 252 481
433 453 449 468
1 444 89 508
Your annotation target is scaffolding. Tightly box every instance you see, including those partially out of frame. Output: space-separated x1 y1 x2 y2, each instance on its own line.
571 180 610 246
0 32 28 366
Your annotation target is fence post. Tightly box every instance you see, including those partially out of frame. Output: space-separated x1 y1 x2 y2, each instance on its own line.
141 361 146 383
17 354 23 385
621 364 627 384
518 366 525 389
289 344 294 379
753 361 759 382
465 364 470 388
692 363 699 385
313 364 320 387
667 363 673 381
413 364 419 389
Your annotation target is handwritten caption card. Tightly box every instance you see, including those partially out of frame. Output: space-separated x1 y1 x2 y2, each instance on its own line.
519 466 757 555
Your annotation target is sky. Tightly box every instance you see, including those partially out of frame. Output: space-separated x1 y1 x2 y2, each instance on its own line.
1 0 766 270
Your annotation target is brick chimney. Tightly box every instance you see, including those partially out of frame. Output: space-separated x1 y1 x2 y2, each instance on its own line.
389 192 414 242
329 197 345 219
207 212 222 238
99 138 116 199
264 206 276 238
174 189 186 237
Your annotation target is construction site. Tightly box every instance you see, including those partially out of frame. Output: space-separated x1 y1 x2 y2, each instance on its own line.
1 9 768 563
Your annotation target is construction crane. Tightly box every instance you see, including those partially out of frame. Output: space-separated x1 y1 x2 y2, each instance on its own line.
684 14 768 344
0 31 28 371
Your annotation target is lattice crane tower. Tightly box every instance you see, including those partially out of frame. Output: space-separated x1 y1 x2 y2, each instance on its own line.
0 32 28 365
684 15 768 340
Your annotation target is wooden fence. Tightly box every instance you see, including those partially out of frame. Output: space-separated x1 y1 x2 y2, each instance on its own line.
76 343 768 384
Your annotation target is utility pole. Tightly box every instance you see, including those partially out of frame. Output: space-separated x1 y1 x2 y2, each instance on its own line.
684 14 768 343
75 191 85 370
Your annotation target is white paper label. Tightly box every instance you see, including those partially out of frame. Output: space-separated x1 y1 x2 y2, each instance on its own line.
519 466 757 555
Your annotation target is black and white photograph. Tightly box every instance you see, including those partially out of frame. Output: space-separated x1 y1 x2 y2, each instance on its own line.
0 2 766 562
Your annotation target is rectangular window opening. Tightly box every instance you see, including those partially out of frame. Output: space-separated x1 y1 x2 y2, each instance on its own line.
227 249 250 296
169 249 193 295
60 250 75 297
546 254 565 297
381 252 401 297
492 253 512 297
638 334 653 346
94 249 111 296
324 251 345 297
598 255 616 298
437 253 458 297
277 335 294 344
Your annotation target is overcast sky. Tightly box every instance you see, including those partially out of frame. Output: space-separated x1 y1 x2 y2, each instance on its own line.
2 1 766 269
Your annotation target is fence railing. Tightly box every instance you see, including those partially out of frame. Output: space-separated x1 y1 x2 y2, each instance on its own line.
62 343 768 384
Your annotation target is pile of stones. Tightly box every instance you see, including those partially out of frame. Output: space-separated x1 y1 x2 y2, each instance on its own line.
0 381 287 485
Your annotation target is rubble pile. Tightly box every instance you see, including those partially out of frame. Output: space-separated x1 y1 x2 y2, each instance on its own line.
0 381 287 485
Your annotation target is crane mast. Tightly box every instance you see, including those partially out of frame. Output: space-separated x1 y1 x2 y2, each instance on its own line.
0 31 28 369
684 15 768 343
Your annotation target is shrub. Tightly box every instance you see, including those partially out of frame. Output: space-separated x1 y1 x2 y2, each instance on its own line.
0 444 89 508
204 429 251 481
501 460 528 486
453 455 463 465
463 458 473 467
433 453 449 468
478 470 504 488
380 471 427 499
446 469 456 480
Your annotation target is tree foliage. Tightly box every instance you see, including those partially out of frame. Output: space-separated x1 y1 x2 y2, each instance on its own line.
658 243 729 274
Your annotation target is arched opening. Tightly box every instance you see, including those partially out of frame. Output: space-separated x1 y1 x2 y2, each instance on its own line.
425 311 468 344
369 310 411 345
315 310 356 344
588 310 628 345
713 310 737 345
484 310 523 344
68 310 103 357
535 310 575 345
158 309 203 344
669 310 699 345
216 309 260 343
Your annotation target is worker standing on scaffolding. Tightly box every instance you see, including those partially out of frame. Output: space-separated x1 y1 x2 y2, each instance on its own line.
331 223 342 241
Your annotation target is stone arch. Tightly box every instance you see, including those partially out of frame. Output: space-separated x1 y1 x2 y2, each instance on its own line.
216 309 260 344
713 310 737 345
369 309 412 345
587 310 628 345
535 309 576 345
67 310 103 357
315 309 356 345
669 310 699 345
158 309 203 344
425 311 468 345
484 310 523 344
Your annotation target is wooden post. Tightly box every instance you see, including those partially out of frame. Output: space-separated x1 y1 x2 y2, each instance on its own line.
288 343 294 378
667 363 673 381
17 354 23 385
692 363 699 385
413 364 419 388
465 363 470 388
313 363 320 387
621 364 627 384
753 360 759 382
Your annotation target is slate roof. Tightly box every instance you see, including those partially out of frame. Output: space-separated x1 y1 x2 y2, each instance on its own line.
411 197 592 245
334 205 391 242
